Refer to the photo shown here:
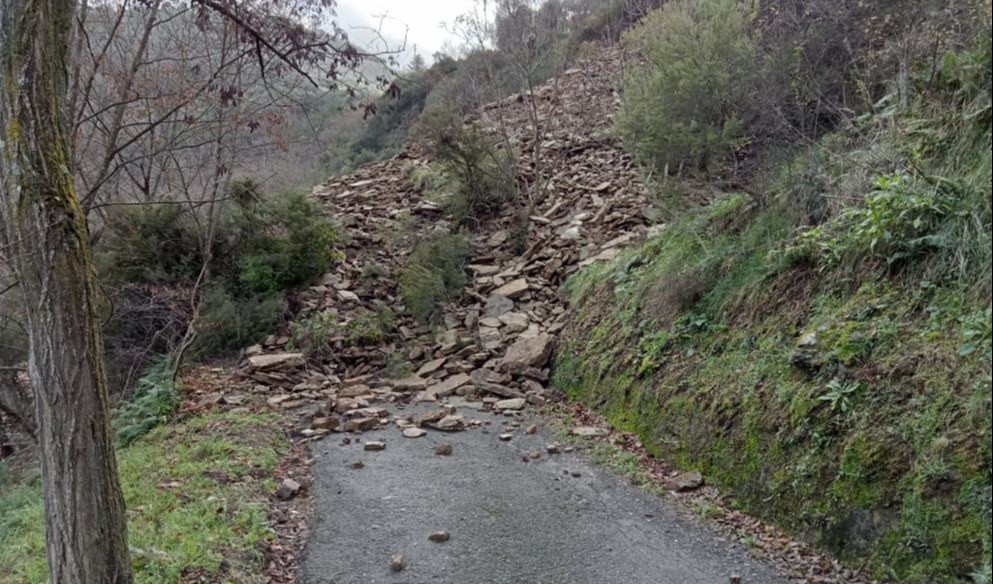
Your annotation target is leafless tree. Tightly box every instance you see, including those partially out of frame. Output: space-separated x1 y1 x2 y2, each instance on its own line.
1 1 384 581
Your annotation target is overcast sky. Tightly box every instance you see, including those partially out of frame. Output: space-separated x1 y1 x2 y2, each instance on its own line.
337 0 480 63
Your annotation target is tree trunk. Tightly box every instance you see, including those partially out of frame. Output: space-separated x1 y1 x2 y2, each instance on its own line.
0 371 36 440
0 1 134 583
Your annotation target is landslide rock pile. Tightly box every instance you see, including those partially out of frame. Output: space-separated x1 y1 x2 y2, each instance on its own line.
239 47 657 438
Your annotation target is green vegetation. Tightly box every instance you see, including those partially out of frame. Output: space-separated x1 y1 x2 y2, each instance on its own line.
322 58 459 174
558 2 992 581
100 182 340 361
413 106 519 227
399 232 472 323
1 412 288 584
113 361 181 448
615 0 758 174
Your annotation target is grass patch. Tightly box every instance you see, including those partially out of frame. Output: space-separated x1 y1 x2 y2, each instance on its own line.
0 412 287 584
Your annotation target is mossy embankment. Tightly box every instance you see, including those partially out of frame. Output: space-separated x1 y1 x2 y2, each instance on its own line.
555 103 992 582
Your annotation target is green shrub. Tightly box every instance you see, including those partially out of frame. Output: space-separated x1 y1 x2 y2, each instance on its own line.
959 308 993 362
344 308 396 346
100 187 338 362
408 232 472 292
789 174 962 274
113 361 181 448
287 311 336 357
400 232 472 323
414 105 518 226
382 353 414 380
286 307 397 354
615 0 760 175
400 265 449 324
228 190 340 293
101 186 338 294
99 205 205 285
190 287 286 359
360 261 389 280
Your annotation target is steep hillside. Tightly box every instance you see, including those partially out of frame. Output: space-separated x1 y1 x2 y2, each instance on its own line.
238 48 652 391
554 3 993 582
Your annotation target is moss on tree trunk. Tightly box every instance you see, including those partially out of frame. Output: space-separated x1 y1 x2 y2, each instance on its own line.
0 0 134 582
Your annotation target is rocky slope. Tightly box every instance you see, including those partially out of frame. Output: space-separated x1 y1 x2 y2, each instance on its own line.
236 47 655 434
185 45 890 584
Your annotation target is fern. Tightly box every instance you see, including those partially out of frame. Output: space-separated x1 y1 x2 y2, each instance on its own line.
113 361 181 448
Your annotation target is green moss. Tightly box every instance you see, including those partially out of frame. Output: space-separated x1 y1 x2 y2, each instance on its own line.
555 184 991 582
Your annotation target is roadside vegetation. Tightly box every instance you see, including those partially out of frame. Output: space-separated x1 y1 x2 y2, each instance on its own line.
557 0 992 582
1 412 287 584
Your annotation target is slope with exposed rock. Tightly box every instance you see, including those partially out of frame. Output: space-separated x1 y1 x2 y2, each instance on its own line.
174 44 899 584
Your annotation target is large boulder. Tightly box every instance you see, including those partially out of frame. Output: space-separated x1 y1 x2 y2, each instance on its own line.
500 334 554 373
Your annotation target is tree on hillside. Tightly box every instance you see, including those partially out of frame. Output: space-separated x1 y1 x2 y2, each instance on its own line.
1 0 377 581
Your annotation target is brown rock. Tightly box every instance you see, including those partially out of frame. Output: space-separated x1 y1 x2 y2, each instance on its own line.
403 428 428 439
484 294 514 318
434 443 454 456
494 398 526 411
312 417 340 432
392 375 428 392
343 417 378 433
334 398 360 414
471 368 523 398
493 278 529 299
500 334 554 372
247 353 305 371
570 426 607 438
364 441 387 451
667 471 704 492
426 373 471 399
275 478 301 501
427 415 467 432
428 531 450 543
417 357 447 376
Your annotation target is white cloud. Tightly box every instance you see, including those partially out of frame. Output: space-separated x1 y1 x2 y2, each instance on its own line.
336 0 480 63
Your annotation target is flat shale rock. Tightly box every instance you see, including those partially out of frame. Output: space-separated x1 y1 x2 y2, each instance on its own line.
427 415 467 432
392 375 428 392
247 353 305 371
402 428 428 439
484 294 515 318
417 357 448 376
494 398 526 411
425 373 471 399
493 278 530 299
570 426 608 438
470 369 522 398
